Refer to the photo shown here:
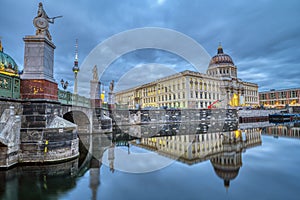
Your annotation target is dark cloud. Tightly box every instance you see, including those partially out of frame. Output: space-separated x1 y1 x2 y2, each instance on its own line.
0 0 299 94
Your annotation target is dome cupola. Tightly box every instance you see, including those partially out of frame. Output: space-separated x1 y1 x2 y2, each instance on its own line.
207 43 237 78
0 39 19 76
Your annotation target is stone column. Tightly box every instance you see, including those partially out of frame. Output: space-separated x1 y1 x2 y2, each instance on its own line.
21 36 58 100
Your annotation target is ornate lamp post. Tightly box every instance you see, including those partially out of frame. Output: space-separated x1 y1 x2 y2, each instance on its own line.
60 79 69 90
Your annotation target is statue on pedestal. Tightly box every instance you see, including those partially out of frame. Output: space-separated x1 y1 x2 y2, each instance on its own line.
33 2 62 40
93 65 99 81
109 80 114 93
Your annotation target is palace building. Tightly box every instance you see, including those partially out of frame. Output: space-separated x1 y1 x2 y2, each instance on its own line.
115 44 259 109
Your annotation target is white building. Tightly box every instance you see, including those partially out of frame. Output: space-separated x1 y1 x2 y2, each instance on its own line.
116 44 259 109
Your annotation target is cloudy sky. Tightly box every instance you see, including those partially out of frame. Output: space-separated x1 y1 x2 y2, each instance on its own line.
1 0 300 94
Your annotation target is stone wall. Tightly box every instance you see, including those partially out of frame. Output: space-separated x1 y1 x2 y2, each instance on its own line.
0 98 80 168
20 99 79 164
112 109 237 125
0 99 22 168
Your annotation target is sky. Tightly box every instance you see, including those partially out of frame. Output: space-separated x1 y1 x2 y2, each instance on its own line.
1 0 300 94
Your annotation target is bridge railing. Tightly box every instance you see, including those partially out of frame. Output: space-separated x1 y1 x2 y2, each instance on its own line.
0 73 20 99
58 90 91 107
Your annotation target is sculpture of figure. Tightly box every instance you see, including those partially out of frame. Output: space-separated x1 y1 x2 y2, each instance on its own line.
109 80 114 93
36 2 54 23
93 65 99 81
33 2 62 40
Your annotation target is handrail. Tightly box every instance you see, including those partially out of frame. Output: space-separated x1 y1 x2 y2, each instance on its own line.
58 89 91 107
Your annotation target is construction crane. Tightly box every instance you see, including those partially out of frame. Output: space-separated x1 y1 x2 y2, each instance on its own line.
207 98 224 109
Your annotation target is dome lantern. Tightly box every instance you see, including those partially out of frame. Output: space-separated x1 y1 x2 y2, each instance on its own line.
217 42 224 54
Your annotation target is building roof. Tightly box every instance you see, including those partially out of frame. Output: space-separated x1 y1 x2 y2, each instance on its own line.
208 43 235 68
259 88 300 93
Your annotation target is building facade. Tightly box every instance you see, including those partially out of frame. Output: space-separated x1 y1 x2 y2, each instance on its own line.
116 45 259 109
259 88 300 108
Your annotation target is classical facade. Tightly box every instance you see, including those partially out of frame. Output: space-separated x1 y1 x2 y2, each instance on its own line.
116 44 258 109
259 88 300 108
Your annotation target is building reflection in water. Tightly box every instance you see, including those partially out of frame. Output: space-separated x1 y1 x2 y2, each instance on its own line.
263 122 300 139
126 124 262 189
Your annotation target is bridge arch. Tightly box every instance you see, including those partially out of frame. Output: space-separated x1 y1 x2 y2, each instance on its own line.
63 110 91 134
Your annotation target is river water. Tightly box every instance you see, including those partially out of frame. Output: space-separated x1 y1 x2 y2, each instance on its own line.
1 122 300 200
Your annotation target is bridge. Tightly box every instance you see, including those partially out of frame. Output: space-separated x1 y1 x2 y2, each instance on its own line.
0 85 112 168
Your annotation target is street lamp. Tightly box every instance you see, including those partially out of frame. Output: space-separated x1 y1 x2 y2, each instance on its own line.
60 79 69 90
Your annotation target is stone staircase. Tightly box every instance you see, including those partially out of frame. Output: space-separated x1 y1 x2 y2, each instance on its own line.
0 106 21 146
0 106 21 168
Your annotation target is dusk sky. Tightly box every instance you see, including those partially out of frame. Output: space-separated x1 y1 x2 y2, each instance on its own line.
1 0 300 94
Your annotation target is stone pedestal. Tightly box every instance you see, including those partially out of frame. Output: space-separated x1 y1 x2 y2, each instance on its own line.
22 36 56 82
108 92 115 105
21 36 58 100
21 79 58 100
90 80 101 106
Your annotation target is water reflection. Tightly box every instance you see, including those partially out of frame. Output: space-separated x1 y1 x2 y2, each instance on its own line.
110 123 261 188
263 122 300 139
1 122 300 200
0 159 78 200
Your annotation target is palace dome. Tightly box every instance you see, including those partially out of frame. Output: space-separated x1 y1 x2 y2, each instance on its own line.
208 44 234 67
0 41 19 76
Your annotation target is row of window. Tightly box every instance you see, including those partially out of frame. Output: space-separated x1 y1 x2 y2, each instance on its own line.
157 101 215 108
142 91 221 103
245 90 258 96
207 68 237 77
260 90 300 100
244 96 258 103
261 99 299 105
